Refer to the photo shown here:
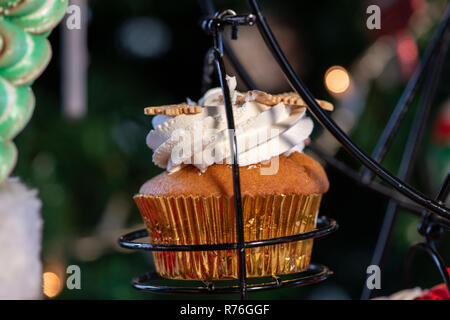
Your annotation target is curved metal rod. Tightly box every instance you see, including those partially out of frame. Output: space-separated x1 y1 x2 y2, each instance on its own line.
437 171 450 203
131 264 331 295
403 241 450 296
247 0 450 219
310 146 450 226
118 217 338 251
309 144 430 216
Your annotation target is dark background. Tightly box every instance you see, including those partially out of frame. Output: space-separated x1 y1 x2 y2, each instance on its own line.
12 0 450 299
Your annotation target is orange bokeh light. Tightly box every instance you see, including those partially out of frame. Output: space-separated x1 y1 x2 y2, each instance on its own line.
324 66 351 94
43 272 63 298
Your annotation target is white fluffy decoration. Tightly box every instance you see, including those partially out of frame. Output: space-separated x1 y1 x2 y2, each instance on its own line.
0 178 43 299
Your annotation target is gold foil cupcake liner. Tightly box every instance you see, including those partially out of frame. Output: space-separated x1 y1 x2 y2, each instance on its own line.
134 193 322 280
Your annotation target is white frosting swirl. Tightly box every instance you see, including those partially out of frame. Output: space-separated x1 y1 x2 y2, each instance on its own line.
146 76 314 173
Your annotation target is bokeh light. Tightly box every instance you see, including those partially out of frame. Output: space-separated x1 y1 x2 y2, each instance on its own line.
397 35 418 63
324 66 351 94
117 17 171 59
43 272 63 298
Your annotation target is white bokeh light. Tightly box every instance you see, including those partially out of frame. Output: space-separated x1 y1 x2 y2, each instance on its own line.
118 17 172 58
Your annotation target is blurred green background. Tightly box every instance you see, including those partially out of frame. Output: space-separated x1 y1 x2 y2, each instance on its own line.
12 0 450 299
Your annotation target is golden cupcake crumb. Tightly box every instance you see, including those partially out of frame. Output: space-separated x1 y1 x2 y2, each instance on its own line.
144 104 203 116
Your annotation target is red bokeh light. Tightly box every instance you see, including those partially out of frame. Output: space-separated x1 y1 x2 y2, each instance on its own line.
397 35 418 63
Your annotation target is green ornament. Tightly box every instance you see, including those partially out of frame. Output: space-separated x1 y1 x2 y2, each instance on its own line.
0 17 52 86
0 140 17 183
0 0 68 183
8 0 69 35
0 76 35 140
0 17 29 68
3 0 49 16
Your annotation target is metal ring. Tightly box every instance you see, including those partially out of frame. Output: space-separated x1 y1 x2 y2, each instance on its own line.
217 9 237 19
131 263 331 294
118 216 338 252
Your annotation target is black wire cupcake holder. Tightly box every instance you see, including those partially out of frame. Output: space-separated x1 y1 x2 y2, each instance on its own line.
118 0 450 300
119 217 337 295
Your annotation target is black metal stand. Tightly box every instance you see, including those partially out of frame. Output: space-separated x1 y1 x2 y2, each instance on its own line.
119 0 450 300
119 217 337 295
127 265 332 295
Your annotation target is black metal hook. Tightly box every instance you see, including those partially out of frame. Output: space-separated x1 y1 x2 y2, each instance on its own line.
402 172 450 296
418 212 445 241
201 9 256 40
403 241 450 296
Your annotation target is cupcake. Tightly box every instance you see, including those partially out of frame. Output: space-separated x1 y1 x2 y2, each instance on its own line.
135 76 331 280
